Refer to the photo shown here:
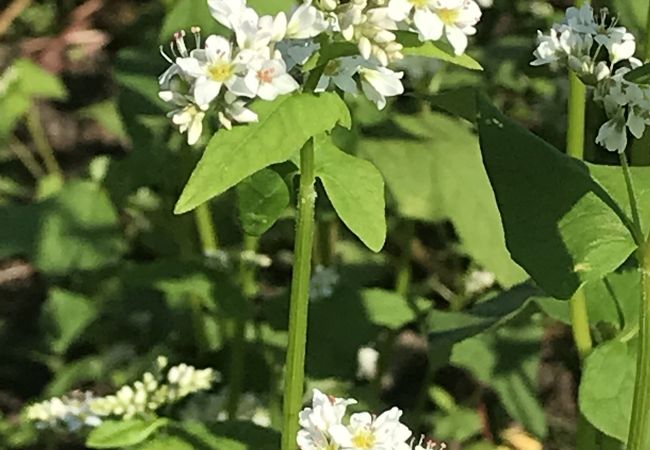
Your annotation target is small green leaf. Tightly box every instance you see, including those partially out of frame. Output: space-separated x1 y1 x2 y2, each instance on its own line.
86 419 169 448
478 96 636 299
396 31 483 71
624 63 650 84
314 135 386 252
361 288 426 329
175 93 351 214
579 339 636 442
248 0 296 15
43 289 98 354
237 169 290 236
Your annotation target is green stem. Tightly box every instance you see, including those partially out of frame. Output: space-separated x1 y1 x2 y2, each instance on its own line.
26 106 63 180
395 221 414 298
227 234 259 419
9 138 45 179
566 72 586 160
193 202 219 257
569 287 593 361
620 152 645 246
566 33 596 449
281 138 316 450
627 236 650 450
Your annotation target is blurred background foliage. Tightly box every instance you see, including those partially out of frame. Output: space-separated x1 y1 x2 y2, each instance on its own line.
0 0 648 449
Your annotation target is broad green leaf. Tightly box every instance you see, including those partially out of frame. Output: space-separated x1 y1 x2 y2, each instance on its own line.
175 93 351 214
396 31 483 71
361 288 428 329
433 407 482 443
536 265 640 338
161 0 226 40
140 437 194 450
315 136 386 252
237 168 290 236
86 418 169 448
301 41 359 73
0 59 67 140
164 421 280 450
249 0 296 15
579 339 636 442
360 111 525 286
0 180 126 274
452 313 547 438
428 283 540 345
42 289 98 354
478 96 636 299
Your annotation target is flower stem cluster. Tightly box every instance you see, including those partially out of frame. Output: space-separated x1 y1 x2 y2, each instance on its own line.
25 357 216 431
531 1 649 153
297 389 444 450
159 0 484 143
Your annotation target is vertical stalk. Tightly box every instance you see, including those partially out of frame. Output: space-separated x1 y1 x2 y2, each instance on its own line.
193 202 219 257
626 4 650 446
395 221 414 297
26 106 63 181
565 13 596 446
281 138 316 450
227 234 258 418
627 237 650 450
646 0 650 60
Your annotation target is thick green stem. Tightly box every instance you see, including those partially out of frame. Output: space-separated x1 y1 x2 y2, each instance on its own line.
395 221 414 298
566 34 596 449
627 236 650 450
281 138 316 450
569 287 593 360
227 234 259 419
193 203 219 257
27 106 63 181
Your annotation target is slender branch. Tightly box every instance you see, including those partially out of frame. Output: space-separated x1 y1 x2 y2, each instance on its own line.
9 138 45 179
620 152 645 246
193 202 219 257
569 287 592 360
281 138 316 450
395 220 414 298
627 236 650 450
0 0 32 36
26 106 63 180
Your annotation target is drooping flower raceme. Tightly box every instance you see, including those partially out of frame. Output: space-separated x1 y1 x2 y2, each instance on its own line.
158 0 485 139
530 2 649 153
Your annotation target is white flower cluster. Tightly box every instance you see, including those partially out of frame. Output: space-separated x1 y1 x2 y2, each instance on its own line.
297 389 446 450
25 391 102 432
530 2 648 153
26 358 216 431
159 0 483 144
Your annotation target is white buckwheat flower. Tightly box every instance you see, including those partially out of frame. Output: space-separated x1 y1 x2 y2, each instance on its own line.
208 0 249 30
287 1 330 39
177 35 256 108
329 407 412 450
219 92 259 130
297 389 357 450
246 55 300 101
359 64 404 110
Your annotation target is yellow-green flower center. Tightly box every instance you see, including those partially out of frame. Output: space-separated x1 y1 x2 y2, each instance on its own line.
437 8 460 25
324 60 342 76
209 62 234 82
409 0 428 7
352 430 376 449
